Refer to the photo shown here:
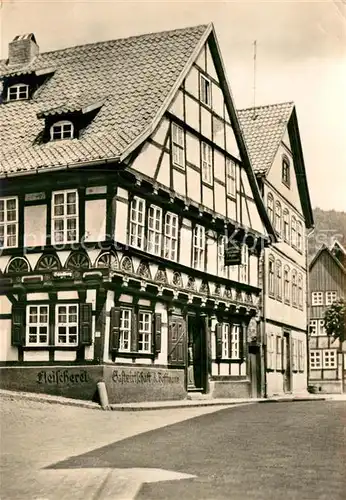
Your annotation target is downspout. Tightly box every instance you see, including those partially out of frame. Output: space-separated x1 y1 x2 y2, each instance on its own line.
261 246 268 398
306 226 315 391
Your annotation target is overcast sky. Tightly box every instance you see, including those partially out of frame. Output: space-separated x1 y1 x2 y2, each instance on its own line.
1 0 345 212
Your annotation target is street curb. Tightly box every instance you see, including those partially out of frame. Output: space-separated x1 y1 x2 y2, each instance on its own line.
0 389 102 410
109 401 254 412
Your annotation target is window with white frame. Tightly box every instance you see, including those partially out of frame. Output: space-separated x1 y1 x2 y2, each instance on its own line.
230 325 240 359
311 292 323 306
147 205 162 256
200 74 211 106
310 350 322 369
276 260 282 299
52 190 78 244
267 193 274 224
310 319 325 336
218 235 228 277
298 340 304 371
284 266 290 303
7 83 29 101
138 311 152 353
318 319 325 335
325 291 337 305
297 221 303 251
171 123 185 169
268 256 275 296
283 208 289 241
323 349 337 369
266 333 275 369
55 304 78 346
201 142 213 185
276 336 282 370
50 120 74 141
298 273 303 308
26 305 49 345
119 308 131 351
0 196 18 248
226 159 236 197
129 196 145 250
275 201 282 235
292 339 298 370
192 224 205 270
164 212 178 261
291 216 297 247
239 245 249 283
292 270 297 306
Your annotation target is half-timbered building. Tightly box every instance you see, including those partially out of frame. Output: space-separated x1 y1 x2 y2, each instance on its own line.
238 103 314 397
0 25 276 403
308 242 346 393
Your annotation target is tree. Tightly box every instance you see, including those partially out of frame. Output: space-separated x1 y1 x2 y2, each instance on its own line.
324 298 346 343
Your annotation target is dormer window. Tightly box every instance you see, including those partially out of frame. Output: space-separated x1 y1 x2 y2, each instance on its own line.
50 120 74 141
7 83 29 101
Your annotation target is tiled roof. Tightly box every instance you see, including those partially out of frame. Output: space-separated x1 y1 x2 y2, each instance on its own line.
237 102 294 175
0 24 208 176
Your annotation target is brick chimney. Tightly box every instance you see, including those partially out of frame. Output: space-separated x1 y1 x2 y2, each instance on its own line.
8 34 39 66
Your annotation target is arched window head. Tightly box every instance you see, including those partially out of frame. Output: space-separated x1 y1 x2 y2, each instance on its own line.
282 156 290 187
50 120 74 141
7 83 29 101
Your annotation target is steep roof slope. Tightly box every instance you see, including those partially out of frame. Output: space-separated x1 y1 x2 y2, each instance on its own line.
0 25 208 175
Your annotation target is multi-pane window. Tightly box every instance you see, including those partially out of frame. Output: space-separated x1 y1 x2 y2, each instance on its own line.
298 340 304 371
283 208 289 241
226 159 236 197
292 270 297 306
298 273 303 308
52 190 78 244
129 196 145 250
276 260 282 299
56 304 78 345
0 197 18 248
119 309 131 351
230 325 240 359
218 235 227 277
267 193 274 224
171 123 185 169
275 201 282 235
291 216 297 247
138 311 152 353
309 320 318 336
276 336 282 370
311 292 323 306
282 157 290 186
323 350 337 369
7 83 29 101
147 205 162 256
164 212 178 261
201 142 213 185
193 224 205 270
26 305 49 345
284 266 290 303
50 120 74 140
325 291 337 305
268 256 275 296
310 350 322 369
297 221 303 251
200 74 211 106
239 245 249 283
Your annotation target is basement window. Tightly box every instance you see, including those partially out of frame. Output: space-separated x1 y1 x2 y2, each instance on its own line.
50 120 74 141
7 83 29 101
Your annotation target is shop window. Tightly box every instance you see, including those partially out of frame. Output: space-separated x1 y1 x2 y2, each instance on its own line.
52 189 78 244
0 196 18 248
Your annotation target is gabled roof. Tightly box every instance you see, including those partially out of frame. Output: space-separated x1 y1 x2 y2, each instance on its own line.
309 244 346 274
330 240 346 266
237 102 314 229
0 24 209 175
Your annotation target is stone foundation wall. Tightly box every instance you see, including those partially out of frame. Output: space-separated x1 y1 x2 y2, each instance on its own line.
209 378 251 398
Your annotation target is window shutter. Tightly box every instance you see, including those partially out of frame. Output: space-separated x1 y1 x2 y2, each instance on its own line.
153 313 162 354
110 307 121 351
79 303 92 345
131 310 138 352
239 324 245 360
215 323 223 359
11 303 25 346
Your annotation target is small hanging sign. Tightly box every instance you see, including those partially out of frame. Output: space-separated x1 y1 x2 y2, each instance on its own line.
225 241 242 266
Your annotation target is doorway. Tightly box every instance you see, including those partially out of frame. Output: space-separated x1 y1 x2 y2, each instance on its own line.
187 315 207 392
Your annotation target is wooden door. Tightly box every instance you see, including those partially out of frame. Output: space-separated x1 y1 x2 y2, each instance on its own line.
168 316 186 366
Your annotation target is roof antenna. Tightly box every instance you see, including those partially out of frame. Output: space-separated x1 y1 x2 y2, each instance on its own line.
252 40 257 119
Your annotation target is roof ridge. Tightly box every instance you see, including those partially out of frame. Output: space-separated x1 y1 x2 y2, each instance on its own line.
237 101 294 112
0 23 209 63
